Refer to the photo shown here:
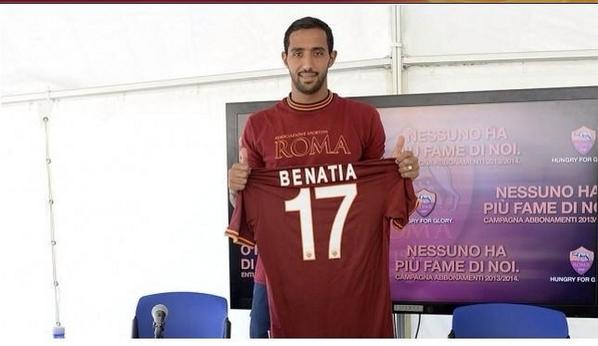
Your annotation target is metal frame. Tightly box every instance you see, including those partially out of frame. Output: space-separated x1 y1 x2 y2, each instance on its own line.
0 58 390 104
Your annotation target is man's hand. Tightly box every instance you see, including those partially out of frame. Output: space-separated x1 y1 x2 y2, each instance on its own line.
228 148 251 195
393 135 419 180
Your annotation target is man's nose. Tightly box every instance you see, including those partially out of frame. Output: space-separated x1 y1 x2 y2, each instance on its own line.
300 54 314 70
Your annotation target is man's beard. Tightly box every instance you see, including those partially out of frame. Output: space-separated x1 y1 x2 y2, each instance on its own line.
291 70 328 95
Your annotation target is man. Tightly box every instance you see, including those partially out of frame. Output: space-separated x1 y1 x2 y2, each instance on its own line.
228 17 419 338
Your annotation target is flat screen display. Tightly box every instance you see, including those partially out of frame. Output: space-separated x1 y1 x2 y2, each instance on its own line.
226 86 598 317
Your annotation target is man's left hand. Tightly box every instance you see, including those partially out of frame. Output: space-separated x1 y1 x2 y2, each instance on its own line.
393 135 419 180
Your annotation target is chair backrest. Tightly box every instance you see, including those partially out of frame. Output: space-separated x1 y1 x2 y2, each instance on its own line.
450 303 569 338
133 292 230 338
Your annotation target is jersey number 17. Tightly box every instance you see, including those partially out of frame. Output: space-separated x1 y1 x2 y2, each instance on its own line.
285 184 357 261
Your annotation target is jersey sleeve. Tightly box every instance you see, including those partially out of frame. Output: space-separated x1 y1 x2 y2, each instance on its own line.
225 191 256 248
362 107 386 160
386 178 417 229
240 116 265 168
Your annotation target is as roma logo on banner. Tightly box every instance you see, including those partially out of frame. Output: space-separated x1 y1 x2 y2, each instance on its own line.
571 126 596 155
570 246 595 276
416 189 436 218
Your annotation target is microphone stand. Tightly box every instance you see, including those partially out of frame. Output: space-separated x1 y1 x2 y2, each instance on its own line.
153 315 165 338
151 304 168 338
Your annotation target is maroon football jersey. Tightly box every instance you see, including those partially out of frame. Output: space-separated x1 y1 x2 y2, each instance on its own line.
241 92 386 284
227 159 416 337
241 92 385 169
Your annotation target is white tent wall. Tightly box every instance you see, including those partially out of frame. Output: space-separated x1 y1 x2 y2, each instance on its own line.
0 102 50 343
1 4 597 341
0 4 392 95
406 60 598 94
400 5 598 93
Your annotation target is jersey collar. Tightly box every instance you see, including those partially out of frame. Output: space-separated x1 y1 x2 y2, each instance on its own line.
285 90 334 112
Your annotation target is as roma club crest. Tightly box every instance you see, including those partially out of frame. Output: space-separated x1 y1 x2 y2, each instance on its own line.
569 246 595 276
571 126 596 155
416 189 436 218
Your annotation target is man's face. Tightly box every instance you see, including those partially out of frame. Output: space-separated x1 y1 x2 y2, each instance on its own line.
282 28 337 96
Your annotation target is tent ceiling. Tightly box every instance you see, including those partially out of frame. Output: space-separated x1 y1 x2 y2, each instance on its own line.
0 4 392 96
3 5 597 98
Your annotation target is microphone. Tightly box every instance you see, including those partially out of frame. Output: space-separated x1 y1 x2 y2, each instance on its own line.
151 304 168 338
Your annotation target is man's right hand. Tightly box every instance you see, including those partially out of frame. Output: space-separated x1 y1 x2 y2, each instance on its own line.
228 147 251 195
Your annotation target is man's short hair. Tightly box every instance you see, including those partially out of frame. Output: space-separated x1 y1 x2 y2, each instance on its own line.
284 17 334 53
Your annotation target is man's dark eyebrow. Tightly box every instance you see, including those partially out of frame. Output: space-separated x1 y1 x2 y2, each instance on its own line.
290 47 326 52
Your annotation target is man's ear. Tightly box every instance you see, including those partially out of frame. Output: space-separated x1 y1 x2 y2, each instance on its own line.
281 51 288 67
328 50 337 67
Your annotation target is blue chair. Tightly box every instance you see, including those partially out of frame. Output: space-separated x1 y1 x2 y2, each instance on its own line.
132 292 231 338
449 303 569 338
